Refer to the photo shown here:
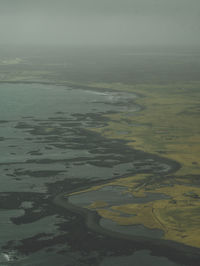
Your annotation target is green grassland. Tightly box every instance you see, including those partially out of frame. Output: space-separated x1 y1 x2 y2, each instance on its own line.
90 82 200 176
69 81 200 248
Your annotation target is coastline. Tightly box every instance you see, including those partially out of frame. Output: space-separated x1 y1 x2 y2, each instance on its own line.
1 80 200 264
41 80 200 264
53 192 200 265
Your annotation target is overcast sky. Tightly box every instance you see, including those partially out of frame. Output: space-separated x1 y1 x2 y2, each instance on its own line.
0 0 200 46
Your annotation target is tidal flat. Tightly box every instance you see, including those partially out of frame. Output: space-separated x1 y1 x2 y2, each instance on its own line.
0 46 200 265
84 81 200 248
0 83 183 265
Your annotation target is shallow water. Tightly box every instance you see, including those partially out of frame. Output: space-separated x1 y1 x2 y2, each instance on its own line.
69 185 170 207
100 250 179 266
100 218 164 239
0 83 184 265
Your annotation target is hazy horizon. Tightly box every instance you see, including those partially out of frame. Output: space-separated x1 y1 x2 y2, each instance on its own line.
0 0 200 47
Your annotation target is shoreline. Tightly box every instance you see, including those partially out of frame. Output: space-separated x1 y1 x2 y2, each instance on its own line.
40 80 200 264
0 79 145 100
1 80 199 264
54 192 200 265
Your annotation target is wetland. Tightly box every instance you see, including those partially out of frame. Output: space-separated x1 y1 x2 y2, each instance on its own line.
0 46 200 265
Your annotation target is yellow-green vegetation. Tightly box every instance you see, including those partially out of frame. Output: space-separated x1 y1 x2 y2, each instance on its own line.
68 174 146 197
70 81 200 248
2 55 200 248
89 82 200 176
80 174 200 248
88 201 108 209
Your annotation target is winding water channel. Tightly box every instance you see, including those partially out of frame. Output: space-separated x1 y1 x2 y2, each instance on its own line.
0 83 198 265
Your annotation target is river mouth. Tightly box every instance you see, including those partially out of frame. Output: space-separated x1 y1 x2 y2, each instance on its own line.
0 83 198 266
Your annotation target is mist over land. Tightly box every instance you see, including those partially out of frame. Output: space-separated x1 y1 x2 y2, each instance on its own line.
0 0 200 46
1 0 200 86
0 1 200 266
